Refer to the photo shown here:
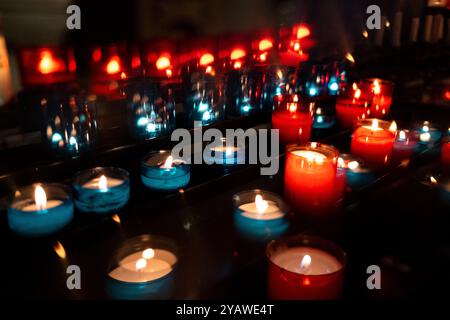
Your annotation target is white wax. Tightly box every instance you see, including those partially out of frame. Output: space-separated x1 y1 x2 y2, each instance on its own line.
238 200 284 220
22 199 62 212
271 247 342 275
82 176 124 189
108 249 177 283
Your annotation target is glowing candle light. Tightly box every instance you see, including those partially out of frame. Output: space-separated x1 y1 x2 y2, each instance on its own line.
351 119 396 170
106 235 179 300
233 190 289 242
7 184 74 236
73 168 130 215
267 235 346 300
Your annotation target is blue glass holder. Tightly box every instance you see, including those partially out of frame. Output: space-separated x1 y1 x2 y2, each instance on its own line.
7 183 74 237
414 121 442 155
141 151 191 191
232 190 289 243
106 235 179 300
72 167 130 215
203 137 246 166
337 154 376 191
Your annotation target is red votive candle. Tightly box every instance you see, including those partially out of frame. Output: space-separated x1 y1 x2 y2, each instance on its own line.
284 143 338 215
272 94 313 144
335 97 370 129
359 78 394 118
391 129 417 167
267 234 346 300
351 119 397 170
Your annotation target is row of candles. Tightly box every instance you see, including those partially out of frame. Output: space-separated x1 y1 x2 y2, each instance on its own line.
8 133 449 300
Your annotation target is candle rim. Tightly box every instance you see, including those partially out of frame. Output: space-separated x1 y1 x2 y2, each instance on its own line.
9 182 72 212
142 150 189 169
287 142 338 160
73 167 130 187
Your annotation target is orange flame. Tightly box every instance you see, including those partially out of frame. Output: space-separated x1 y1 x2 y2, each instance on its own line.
156 56 171 70
230 48 246 60
106 56 121 74
200 53 214 66
259 39 273 51
53 241 67 259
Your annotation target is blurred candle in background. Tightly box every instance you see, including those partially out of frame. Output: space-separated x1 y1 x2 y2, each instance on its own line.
272 94 314 144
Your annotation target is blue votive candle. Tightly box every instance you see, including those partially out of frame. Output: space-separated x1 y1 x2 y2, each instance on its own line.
72 167 130 215
233 190 289 243
141 151 191 191
337 154 376 191
312 107 336 129
203 137 246 166
7 183 74 237
106 235 179 300
414 121 442 152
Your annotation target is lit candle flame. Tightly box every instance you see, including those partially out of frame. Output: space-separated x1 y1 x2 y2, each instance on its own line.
296 26 311 39
136 258 147 271
111 214 121 224
345 53 355 64
35 185 47 211
288 103 297 113
38 51 56 74
230 49 246 60
53 241 67 260
348 160 360 170
106 56 121 74
389 121 397 133
200 53 214 66
162 156 174 169
143 248 155 260
300 254 312 274
371 119 379 130
362 30 369 38
156 56 171 70
430 176 438 184
259 39 273 51
372 80 381 95
255 195 269 214
354 89 361 100
99 175 108 192
399 130 406 141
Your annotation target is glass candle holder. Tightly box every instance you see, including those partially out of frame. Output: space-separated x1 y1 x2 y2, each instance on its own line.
351 119 397 170
124 79 176 140
184 71 226 127
226 67 271 117
272 94 314 145
141 151 191 191
421 173 450 207
106 234 179 300
266 234 347 300
72 167 130 215
359 78 394 117
42 91 98 155
7 183 74 237
284 142 339 215
203 137 246 166
312 100 336 130
337 154 376 191
391 130 417 166
335 97 370 129
233 190 289 243
414 121 442 149
18 46 77 87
